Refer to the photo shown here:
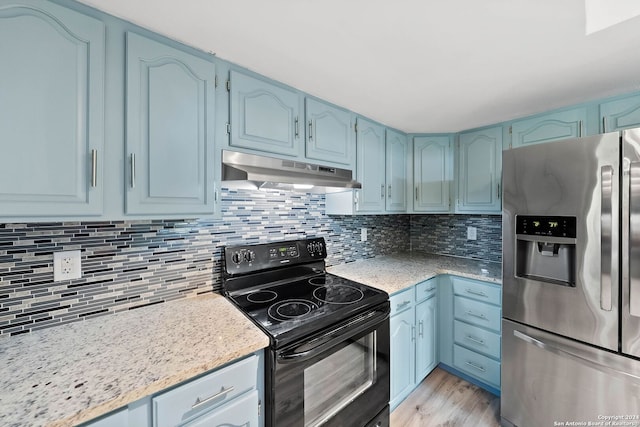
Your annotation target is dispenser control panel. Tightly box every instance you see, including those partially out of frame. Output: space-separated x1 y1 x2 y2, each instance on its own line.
516 215 576 238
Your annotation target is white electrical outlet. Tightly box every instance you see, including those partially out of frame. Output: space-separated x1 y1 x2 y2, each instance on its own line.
467 226 477 241
361 227 368 242
53 250 82 282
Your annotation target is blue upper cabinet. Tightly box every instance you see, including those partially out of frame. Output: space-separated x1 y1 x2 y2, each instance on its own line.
125 32 216 216
413 136 452 212
355 118 386 213
385 129 409 212
600 94 640 133
304 98 355 168
511 107 587 148
0 0 105 217
229 70 301 157
457 127 502 213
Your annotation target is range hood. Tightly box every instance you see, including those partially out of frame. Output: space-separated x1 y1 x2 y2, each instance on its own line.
222 150 362 190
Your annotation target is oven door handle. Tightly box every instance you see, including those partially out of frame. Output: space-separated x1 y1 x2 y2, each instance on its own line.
277 305 390 363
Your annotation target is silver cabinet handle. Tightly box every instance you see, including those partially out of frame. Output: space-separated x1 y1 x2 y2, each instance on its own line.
396 300 411 310
602 116 608 133
601 165 615 311
411 325 416 342
418 320 424 337
91 149 97 188
465 288 487 298
308 120 313 141
380 184 385 199
465 335 485 345
130 153 136 189
388 185 391 198
579 119 584 137
192 386 234 410
295 117 299 138
415 186 419 201
425 287 436 293
465 361 486 372
497 182 501 199
465 310 486 320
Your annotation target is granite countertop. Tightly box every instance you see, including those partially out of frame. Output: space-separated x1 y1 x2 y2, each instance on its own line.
0 293 269 427
328 252 501 294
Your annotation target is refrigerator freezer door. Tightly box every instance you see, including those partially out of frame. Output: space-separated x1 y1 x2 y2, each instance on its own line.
622 128 640 357
502 319 640 427
502 133 620 351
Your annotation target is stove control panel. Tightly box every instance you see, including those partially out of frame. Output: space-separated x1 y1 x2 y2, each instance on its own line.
224 237 327 275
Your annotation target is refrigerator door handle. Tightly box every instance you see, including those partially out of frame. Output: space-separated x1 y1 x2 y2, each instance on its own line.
629 162 640 317
600 165 616 311
513 329 640 384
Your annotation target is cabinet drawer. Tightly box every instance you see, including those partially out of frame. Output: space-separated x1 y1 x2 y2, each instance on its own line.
453 344 500 387
153 355 258 427
183 390 259 427
452 277 500 306
415 279 437 303
454 320 501 360
454 297 501 332
390 288 414 316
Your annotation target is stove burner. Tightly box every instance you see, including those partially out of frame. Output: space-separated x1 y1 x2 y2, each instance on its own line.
308 276 334 286
269 299 316 321
246 290 278 304
313 285 365 305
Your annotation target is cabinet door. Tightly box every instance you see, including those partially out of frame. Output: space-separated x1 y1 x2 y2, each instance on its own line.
125 32 216 215
415 295 437 382
0 0 104 217
390 308 415 409
457 127 502 213
305 98 354 167
183 390 259 427
511 107 587 147
355 118 386 213
413 136 451 212
600 95 640 133
230 70 300 157
385 129 409 212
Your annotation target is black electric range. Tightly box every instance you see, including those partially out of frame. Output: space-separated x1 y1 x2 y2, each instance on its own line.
222 237 389 348
222 237 391 427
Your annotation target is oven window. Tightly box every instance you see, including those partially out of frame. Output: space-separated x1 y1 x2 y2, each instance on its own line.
303 331 377 427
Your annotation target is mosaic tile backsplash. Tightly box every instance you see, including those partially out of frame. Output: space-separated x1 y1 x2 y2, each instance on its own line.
0 189 409 336
410 214 502 263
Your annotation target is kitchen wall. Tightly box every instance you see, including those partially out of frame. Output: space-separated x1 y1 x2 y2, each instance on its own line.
410 214 502 263
0 189 409 336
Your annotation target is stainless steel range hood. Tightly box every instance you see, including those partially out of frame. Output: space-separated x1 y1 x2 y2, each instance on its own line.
222 150 361 190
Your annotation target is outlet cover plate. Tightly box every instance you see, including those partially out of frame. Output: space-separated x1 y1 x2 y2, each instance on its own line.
53 250 81 282
467 226 477 241
361 227 368 242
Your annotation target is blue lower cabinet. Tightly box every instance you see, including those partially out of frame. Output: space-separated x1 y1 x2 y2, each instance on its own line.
389 280 438 410
439 276 501 395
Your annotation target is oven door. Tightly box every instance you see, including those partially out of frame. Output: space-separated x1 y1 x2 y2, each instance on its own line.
270 302 390 427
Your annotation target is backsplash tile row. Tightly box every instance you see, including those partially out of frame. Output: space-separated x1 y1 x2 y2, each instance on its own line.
0 189 409 336
410 214 502 263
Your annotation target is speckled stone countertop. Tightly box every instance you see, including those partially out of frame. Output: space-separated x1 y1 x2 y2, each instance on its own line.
0 293 269 427
328 252 501 294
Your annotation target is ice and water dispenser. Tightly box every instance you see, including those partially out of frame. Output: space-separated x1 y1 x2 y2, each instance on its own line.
515 215 577 286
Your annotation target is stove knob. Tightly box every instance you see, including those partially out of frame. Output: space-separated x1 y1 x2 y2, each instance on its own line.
231 251 243 264
244 250 256 263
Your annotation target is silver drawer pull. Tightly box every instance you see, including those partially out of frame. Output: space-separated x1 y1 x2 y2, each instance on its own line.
192 385 234 410
466 310 486 320
465 288 487 298
465 361 486 372
425 287 436 293
465 335 485 345
91 149 97 188
396 300 411 310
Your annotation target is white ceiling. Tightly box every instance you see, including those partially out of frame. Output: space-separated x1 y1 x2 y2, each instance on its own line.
78 0 640 133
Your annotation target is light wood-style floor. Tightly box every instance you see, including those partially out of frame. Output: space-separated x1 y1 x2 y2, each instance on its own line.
390 367 500 427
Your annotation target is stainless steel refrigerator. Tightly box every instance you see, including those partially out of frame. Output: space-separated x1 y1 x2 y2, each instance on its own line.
502 129 640 427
